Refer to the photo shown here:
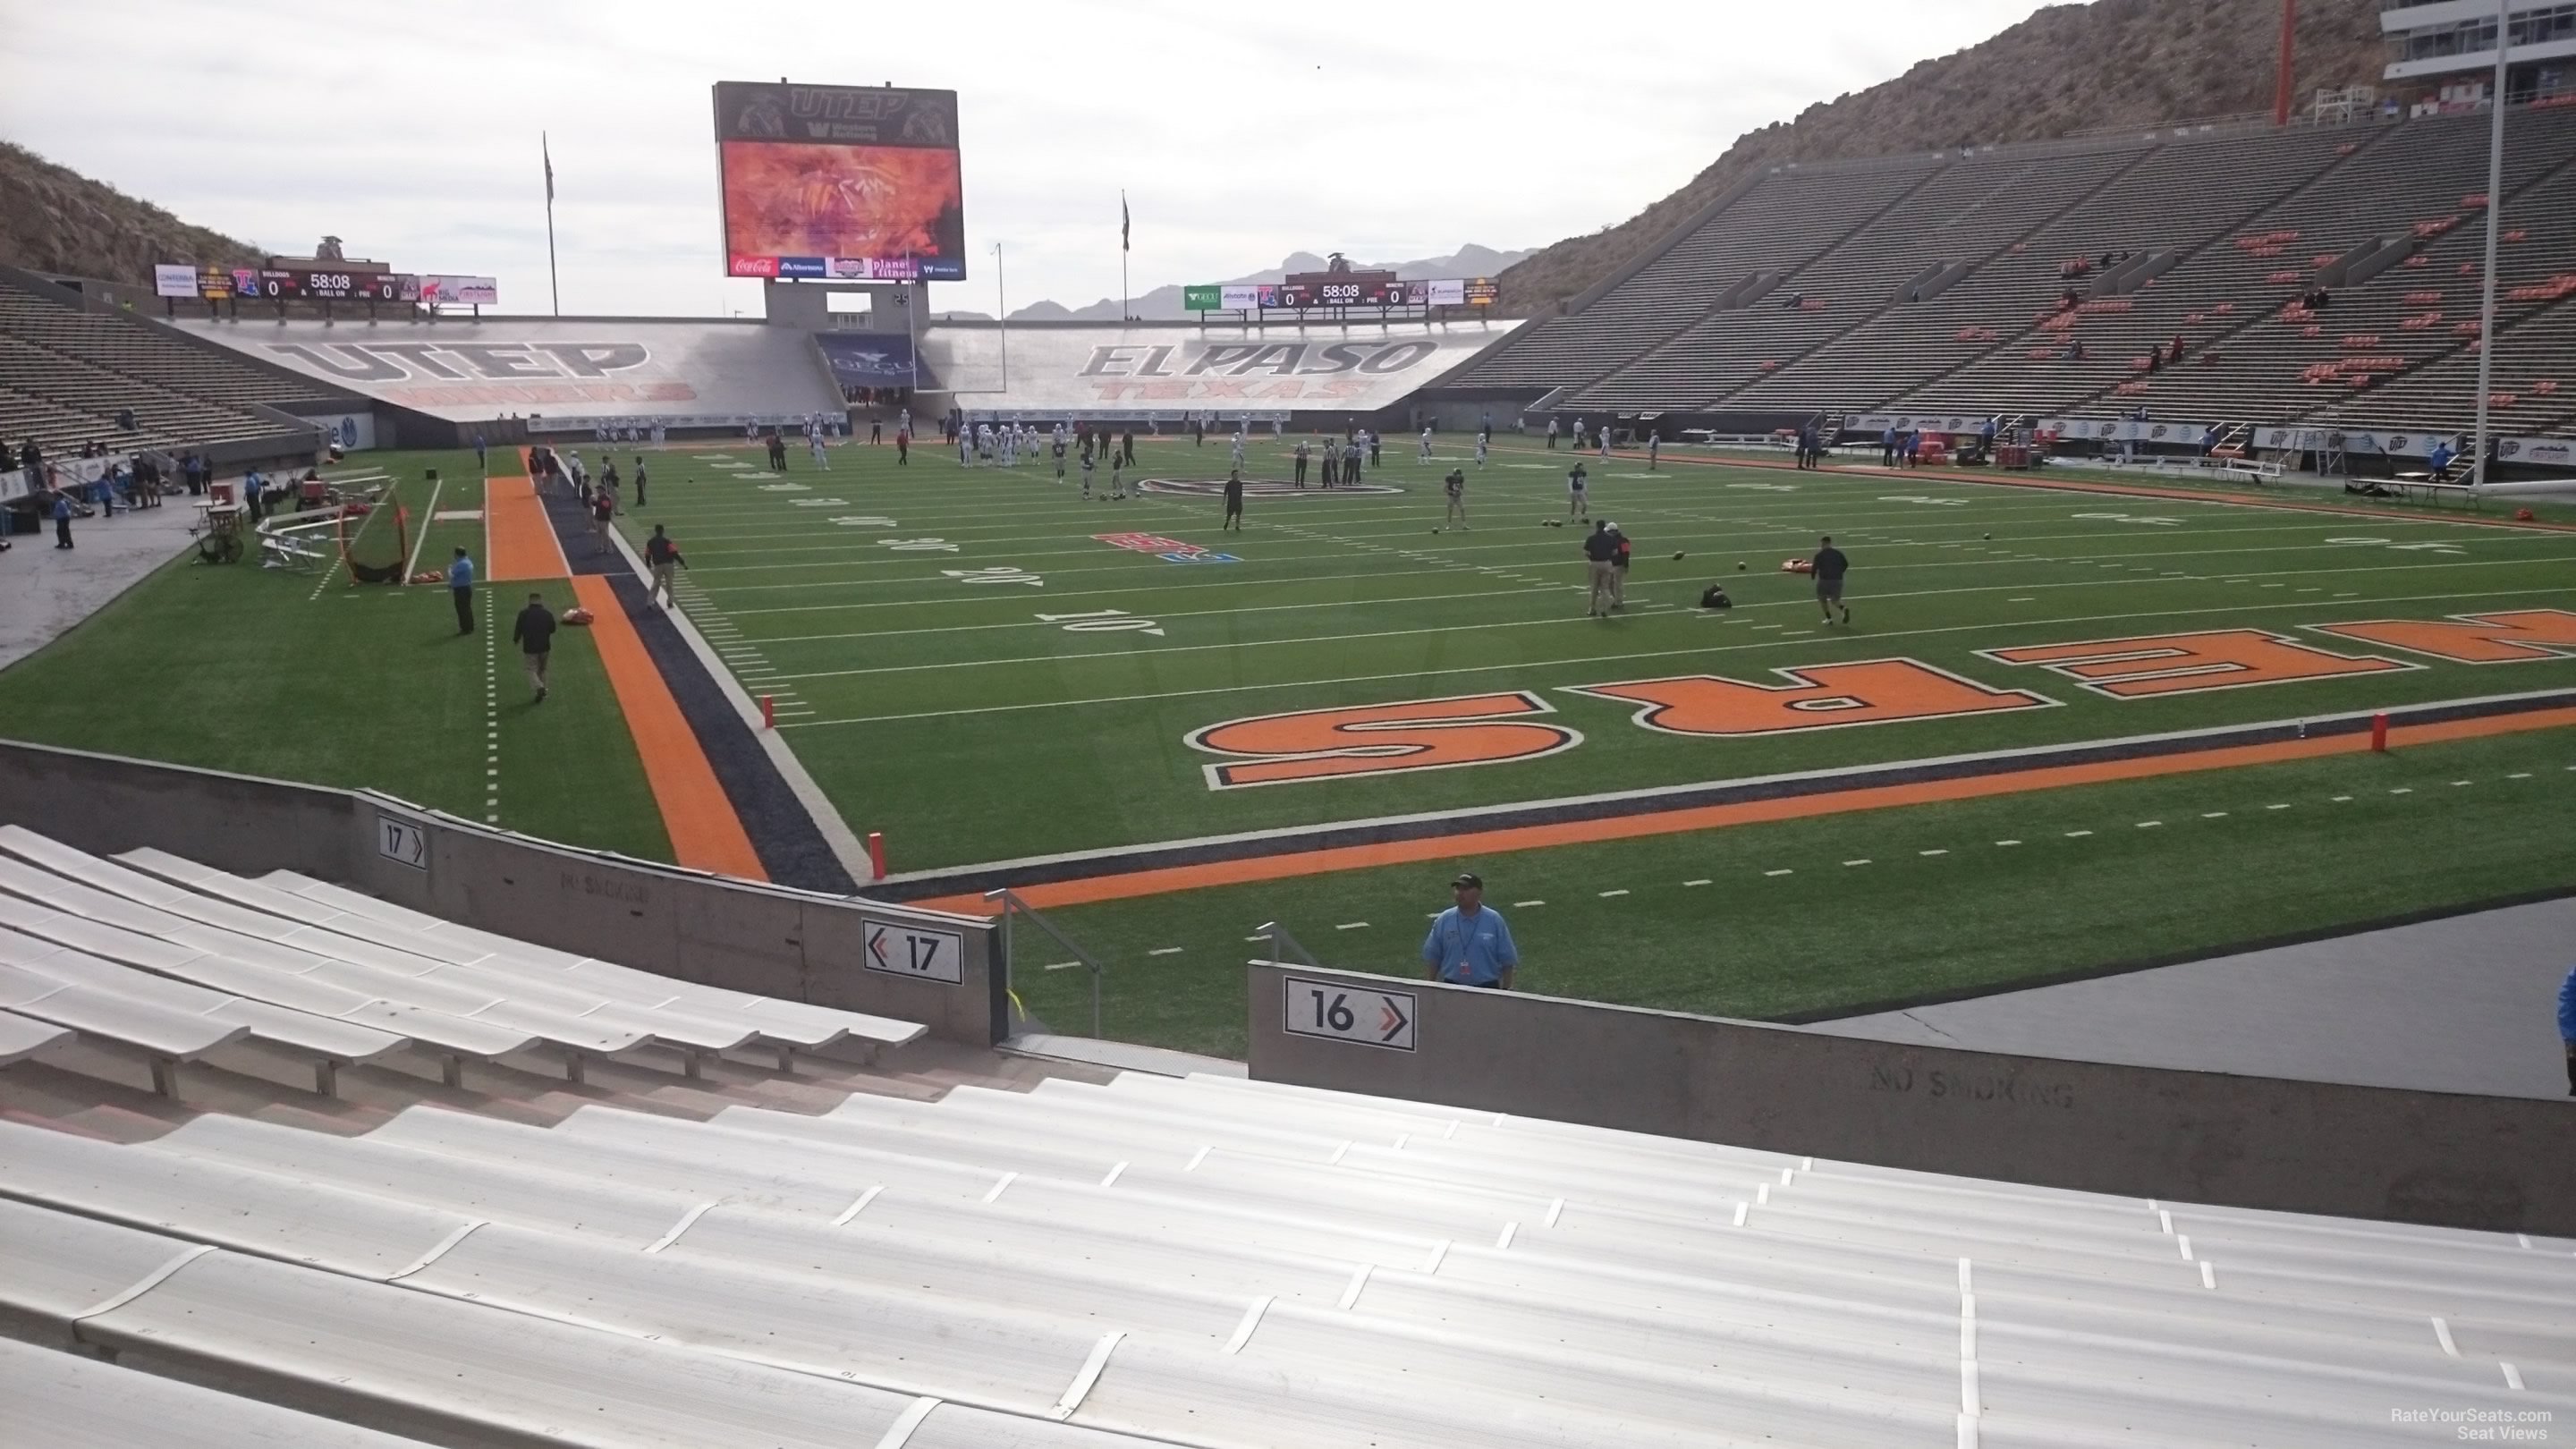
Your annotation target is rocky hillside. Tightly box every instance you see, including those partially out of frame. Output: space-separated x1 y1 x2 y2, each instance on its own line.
1500 0 2388 311
0 141 265 282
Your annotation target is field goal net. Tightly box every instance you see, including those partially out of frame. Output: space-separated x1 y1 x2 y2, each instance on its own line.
337 497 411 584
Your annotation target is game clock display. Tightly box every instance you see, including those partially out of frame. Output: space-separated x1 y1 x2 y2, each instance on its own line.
1275 279 1407 308
231 268 418 302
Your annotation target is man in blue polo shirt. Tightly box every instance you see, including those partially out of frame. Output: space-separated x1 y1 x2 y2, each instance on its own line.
2559 962 2574 1096
1422 872 1519 990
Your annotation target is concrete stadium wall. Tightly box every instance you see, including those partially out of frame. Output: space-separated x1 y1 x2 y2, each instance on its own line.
1246 964 2576 1235
0 741 1005 1046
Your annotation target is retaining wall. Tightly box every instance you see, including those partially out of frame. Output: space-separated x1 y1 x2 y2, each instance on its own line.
1247 963 2576 1234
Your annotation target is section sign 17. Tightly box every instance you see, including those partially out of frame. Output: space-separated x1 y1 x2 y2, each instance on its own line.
862 922 964 984
1284 978 1416 1051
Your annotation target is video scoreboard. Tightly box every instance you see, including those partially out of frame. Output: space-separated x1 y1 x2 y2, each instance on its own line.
231 267 419 302
1182 275 1500 312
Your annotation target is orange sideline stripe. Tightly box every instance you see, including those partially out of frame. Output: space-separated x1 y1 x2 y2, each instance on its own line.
913 706 2576 914
484 471 571 582
571 574 767 880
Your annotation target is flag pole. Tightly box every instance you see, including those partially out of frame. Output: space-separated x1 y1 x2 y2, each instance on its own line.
2470 0 2508 494
1121 190 1131 323
543 131 561 318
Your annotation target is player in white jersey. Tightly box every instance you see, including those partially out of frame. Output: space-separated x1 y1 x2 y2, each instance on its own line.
1002 428 1017 469
958 428 972 466
809 431 830 470
1474 430 1489 467
1567 461 1590 518
1230 431 1246 470
1598 424 1612 460
1108 451 1125 501
1419 426 1435 462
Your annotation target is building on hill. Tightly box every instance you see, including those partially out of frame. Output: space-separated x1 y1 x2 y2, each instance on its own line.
2384 1 2576 100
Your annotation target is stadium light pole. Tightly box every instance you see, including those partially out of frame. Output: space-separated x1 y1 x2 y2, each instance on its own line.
2470 0 2509 492
994 242 1010 393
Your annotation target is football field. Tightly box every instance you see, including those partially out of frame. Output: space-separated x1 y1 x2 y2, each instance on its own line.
631 435 2576 1052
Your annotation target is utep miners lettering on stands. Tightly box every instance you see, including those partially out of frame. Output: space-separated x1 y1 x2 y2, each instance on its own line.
1564 661 2055 737
1078 339 1443 403
1978 629 2416 699
2306 608 2576 665
1187 692 1580 789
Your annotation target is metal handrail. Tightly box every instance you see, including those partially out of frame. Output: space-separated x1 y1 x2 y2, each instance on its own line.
1255 920 1326 970
984 887 1106 1037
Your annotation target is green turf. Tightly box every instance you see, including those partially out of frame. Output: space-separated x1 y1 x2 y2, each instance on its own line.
1007 724 2576 1057
629 436 2576 869
0 450 672 861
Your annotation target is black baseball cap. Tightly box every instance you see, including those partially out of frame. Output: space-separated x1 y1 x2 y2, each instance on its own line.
1452 872 1482 889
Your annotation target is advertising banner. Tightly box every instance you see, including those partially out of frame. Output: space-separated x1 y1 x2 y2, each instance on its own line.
1220 284 1266 311
714 80 966 282
154 264 200 300
1426 278 1466 307
420 275 500 307
1182 284 1221 311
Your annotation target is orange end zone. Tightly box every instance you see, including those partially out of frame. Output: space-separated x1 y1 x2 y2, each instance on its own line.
912 706 2576 915
485 472 571 582
572 574 767 881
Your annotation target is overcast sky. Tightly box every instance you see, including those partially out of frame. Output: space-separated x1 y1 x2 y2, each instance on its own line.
2 0 2055 318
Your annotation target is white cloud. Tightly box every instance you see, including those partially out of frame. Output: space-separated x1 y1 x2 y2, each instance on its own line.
0 0 2055 316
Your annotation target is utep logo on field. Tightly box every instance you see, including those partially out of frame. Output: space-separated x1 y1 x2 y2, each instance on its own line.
1188 692 1580 789
1094 531 1238 564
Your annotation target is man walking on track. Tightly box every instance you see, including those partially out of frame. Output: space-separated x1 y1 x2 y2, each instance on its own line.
1813 534 1852 626
512 591 556 703
1422 873 1518 990
1223 470 1244 531
590 486 614 554
447 547 475 634
1582 520 1619 617
646 524 687 608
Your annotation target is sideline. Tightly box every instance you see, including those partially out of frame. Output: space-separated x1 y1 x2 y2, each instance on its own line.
485 471 571 580
570 572 767 880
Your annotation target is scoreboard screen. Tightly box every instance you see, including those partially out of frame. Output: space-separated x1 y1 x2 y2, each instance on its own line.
1274 276 1406 308
230 267 419 302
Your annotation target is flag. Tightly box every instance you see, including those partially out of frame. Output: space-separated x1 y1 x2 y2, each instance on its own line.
1121 191 1130 252
543 133 555 204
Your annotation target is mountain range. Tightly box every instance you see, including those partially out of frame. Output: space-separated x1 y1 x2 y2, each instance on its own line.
1000 245 1534 322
